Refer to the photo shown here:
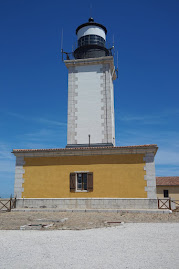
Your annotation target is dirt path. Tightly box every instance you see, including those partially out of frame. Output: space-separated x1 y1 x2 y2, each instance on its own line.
0 211 179 230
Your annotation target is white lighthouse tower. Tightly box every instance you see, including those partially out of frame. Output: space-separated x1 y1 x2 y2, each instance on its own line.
65 18 116 147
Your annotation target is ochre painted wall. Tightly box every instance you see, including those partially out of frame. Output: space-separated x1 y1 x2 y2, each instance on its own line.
22 154 147 198
157 186 179 200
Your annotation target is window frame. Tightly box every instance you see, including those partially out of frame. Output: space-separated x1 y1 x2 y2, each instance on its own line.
75 171 89 192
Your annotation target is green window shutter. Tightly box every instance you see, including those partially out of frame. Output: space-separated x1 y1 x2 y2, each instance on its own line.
87 172 93 192
70 173 76 192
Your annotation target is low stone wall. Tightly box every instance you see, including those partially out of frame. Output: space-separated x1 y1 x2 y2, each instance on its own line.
16 198 158 210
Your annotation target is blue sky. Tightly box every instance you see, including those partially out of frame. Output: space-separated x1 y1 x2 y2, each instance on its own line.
0 0 179 197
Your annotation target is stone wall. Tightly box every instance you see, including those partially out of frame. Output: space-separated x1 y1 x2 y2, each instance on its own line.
16 198 158 209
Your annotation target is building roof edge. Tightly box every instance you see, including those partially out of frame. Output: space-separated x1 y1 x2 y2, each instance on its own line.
12 144 158 157
156 176 179 186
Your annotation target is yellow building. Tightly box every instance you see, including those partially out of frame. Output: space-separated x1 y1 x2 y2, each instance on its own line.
13 145 158 209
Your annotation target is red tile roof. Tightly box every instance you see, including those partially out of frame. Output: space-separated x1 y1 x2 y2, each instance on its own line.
12 144 158 153
156 177 179 186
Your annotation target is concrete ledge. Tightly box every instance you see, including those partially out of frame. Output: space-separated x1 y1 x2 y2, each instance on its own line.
11 208 172 214
15 198 158 210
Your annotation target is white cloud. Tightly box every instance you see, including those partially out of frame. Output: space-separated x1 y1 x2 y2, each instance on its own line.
0 144 13 160
7 112 66 127
117 108 179 124
0 143 15 173
115 124 179 172
156 166 179 177
116 128 179 147
0 160 14 173
7 112 26 120
119 115 161 124
155 149 179 166
20 128 65 143
36 118 66 126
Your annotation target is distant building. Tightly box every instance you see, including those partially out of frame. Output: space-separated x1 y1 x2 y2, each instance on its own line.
12 18 158 210
156 177 179 200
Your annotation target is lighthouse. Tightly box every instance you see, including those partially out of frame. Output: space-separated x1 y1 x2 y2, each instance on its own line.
65 18 116 148
12 17 158 205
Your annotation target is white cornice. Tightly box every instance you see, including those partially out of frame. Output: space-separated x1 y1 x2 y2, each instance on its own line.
64 56 116 80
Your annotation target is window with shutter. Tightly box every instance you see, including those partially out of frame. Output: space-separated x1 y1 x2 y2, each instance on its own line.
70 172 93 192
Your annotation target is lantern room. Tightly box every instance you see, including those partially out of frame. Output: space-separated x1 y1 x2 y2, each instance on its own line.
74 17 110 59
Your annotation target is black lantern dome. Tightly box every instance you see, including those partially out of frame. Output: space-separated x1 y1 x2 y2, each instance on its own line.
74 18 110 59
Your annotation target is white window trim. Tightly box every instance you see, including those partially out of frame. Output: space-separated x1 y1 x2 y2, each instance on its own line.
74 171 89 173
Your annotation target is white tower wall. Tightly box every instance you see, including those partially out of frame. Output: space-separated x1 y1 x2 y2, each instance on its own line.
65 56 116 147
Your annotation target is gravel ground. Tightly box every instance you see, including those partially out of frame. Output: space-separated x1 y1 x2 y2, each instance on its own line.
0 223 179 269
0 211 179 230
